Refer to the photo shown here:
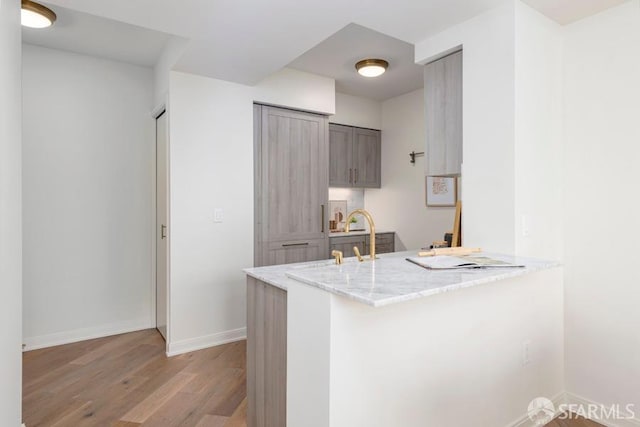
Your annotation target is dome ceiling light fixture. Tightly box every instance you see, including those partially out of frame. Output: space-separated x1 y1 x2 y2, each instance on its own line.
21 0 57 29
355 58 389 78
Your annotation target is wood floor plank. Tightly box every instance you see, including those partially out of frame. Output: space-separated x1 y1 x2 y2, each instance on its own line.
49 401 95 427
224 397 247 427
25 397 91 427
71 330 158 365
23 330 248 426
194 414 229 427
208 370 247 417
140 391 211 427
546 413 605 426
120 372 196 423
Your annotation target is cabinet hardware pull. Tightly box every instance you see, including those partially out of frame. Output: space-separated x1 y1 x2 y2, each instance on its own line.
161 224 167 239
349 168 353 183
282 242 309 247
321 204 325 233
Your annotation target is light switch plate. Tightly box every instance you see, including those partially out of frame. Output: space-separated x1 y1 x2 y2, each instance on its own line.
214 208 224 223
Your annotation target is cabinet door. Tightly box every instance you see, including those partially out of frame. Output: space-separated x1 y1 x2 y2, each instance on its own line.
329 235 367 258
367 233 396 254
261 107 329 243
352 128 381 188
328 124 353 187
366 232 395 254
424 50 462 176
265 239 328 266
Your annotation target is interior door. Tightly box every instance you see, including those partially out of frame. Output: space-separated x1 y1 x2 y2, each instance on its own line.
156 111 168 340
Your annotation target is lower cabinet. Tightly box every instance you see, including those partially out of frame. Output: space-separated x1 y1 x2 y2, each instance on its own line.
264 238 328 266
328 234 366 258
329 232 395 258
247 277 287 427
367 232 395 255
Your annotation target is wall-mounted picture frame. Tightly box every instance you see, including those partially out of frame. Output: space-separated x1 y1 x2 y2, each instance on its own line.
426 176 457 207
328 200 347 231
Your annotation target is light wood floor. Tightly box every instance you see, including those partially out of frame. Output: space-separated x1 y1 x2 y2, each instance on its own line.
23 329 604 427
23 329 246 426
546 415 604 427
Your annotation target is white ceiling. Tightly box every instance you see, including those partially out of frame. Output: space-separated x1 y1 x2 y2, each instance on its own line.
522 0 627 25
40 0 507 83
289 24 424 101
38 0 626 83
22 3 174 68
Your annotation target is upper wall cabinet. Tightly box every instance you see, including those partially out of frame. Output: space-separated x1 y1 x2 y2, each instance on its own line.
424 50 462 177
329 123 381 188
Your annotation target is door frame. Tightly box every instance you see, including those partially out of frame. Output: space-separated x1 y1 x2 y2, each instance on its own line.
152 102 170 353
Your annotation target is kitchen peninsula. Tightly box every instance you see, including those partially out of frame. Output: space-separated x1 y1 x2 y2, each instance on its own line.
244 251 563 427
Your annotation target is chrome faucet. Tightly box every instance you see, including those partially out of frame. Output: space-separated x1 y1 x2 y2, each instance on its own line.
344 209 376 261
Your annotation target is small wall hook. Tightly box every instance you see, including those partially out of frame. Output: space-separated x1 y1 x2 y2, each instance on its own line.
409 151 424 165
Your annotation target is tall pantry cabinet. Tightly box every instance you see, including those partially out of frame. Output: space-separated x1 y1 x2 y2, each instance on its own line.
253 104 329 267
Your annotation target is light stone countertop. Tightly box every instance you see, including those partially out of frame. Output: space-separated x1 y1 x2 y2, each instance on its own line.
244 251 560 307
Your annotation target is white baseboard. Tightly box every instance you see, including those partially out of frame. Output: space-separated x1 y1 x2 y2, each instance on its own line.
508 391 567 427
564 392 640 427
166 327 246 357
22 318 152 351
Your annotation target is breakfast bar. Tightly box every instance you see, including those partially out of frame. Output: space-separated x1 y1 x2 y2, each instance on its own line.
244 251 563 427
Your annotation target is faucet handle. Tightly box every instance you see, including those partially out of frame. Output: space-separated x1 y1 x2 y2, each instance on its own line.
353 246 364 262
331 250 344 265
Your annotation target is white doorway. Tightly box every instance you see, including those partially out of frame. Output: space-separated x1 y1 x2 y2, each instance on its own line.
155 111 169 340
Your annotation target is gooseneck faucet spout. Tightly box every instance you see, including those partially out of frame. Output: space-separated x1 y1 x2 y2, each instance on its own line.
344 209 376 260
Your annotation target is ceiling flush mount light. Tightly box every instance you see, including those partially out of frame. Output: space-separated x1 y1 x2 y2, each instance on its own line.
21 0 57 28
355 59 389 78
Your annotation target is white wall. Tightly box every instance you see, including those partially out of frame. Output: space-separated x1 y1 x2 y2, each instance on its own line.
154 36 188 108
415 1 564 261
514 3 564 260
167 68 334 355
564 0 640 416
330 92 382 129
415 2 517 253
22 44 155 349
0 0 23 424
365 89 456 250
253 68 335 115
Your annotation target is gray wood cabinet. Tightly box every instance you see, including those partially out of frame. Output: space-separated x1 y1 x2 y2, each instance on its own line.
328 124 352 187
254 105 329 266
329 232 395 258
247 276 287 427
365 232 395 255
424 50 462 177
265 238 327 266
328 234 367 258
329 124 381 188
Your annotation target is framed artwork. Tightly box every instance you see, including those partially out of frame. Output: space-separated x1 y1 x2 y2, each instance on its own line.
328 200 347 231
426 176 457 207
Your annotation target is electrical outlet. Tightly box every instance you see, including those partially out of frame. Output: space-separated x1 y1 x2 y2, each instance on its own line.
522 340 532 366
214 208 224 223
